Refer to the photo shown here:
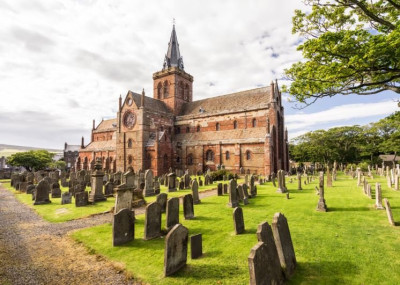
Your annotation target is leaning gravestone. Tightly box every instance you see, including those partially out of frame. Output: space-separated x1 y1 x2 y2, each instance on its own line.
112 208 135 246
61 192 72 205
191 179 200 204
166 197 180 230
144 202 162 240
233 207 245 234
26 184 35 194
384 198 395 226
191 234 203 259
183 194 195 220
114 187 133 214
75 191 88 207
156 193 168 213
272 212 296 279
164 224 189 277
375 183 384 210
34 180 51 205
227 179 239 208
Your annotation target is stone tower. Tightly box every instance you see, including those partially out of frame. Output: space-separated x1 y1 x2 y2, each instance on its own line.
153 25 194 115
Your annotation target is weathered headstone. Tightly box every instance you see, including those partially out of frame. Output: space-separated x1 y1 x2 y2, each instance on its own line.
75 191 88 207
114 187 133 214
276 170 287 193
375 183 384 210
217 183 223 196
326 167 332 187
144 202 162 240
191 179 201 204
168 173 177 192
227 179 239 208
61 192 72 204
297 173 302 190
156 193 168 213
190 234 203 259
104 181 114 197
51 184 61 198
89 158 107 203
223 183 228 194
316 172 327 212
164 224 189 277
34 180 51 205
112 208 135 246
183 194 195 220
233 207 245 234
144 169 155 197
384 198 395 226
272 212 296 279
166 197 179 230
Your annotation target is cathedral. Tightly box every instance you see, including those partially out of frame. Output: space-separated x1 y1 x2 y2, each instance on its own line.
77 25 289 176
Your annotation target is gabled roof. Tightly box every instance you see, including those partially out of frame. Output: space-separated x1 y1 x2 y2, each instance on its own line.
127 91 171 114
163 25 184 70
178 86 271 117
81 139 116 152
93 118 117 133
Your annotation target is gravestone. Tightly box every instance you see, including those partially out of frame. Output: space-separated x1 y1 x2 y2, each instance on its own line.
34 180 51 205
316 172 327 212
223 184 228 194
166 197 180 230
114 187 133 214
156 193 168 213
242 184 250 204
375 183 384 209
271 172 276 187
104 181 114 197
183 194 195 220
276 170 287 193
227 179 239 208
217 183 223 196
61 192 72 205
75 191 88 207
164 224 189 277
190 234 203 259
144 169 155 197
297 173 302 190
26 184 35 194
184 174 191 189
112 208 135 246
168 173 177 192
198 178 203 187
326 167 332 187
233 207 245 234
144 202 162 240
384 198 395 226
250 175 256 197
237 185 244 202
191 179 201 204
51 184 61 198
89 158 107 203
272 212 296 279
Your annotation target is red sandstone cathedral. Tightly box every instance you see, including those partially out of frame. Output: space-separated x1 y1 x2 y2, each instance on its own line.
77 25 289 176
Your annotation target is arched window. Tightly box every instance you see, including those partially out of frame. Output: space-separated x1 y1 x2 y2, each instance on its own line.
178 81 184 98
186 126 190 133
184 83 189 100
233 120 238 129
197 125 200 132
246 150 251 160
252 119 257 127
157 82 162 99
206 150 214 162
127 139 133 148
128 155 133 165
163 154 168 168
163 81 169 98
226 151 230 160
187 154 193 165
216 123 220 131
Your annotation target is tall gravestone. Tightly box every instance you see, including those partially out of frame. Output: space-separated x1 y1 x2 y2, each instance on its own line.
384 198 395 226
89 158 107 203
227 179 239 208
316 172 327 212
297 173 302 190
166 197 180 230
168 173 177 192
233 207 245 234
34 180 51 205
114 186 133 214
191 179 201 204
276 170 287 193
144 169 155 197
217 183 223 196
375 183 384 209
183 194 195 220
272 213 296 279
156 193 168 213
326 167 332 187
164 224 189 277
112 208 135 246
144 202 162 240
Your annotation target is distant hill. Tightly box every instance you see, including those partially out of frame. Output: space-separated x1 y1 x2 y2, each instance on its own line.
0 144 62 158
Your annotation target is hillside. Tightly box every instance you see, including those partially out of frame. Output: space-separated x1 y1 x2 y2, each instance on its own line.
0 144 62 158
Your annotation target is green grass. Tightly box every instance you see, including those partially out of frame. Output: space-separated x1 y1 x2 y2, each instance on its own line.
71 173 400 284
0 181 116 223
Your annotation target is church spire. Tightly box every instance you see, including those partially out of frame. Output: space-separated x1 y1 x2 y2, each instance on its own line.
163 24 184 70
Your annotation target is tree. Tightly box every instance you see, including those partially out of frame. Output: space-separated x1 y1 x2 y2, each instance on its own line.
48 160 67 170
7 150 54 171
283 0 400 105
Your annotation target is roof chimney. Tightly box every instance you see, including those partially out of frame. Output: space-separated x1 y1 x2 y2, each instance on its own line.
81 136 84 148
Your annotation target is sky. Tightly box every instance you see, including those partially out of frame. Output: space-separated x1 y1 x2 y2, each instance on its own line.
0 0 398 150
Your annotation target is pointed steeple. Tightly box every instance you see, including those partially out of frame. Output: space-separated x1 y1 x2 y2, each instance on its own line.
163 24 184 70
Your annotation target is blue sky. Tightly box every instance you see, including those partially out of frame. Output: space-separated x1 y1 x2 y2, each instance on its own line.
0 0 398 149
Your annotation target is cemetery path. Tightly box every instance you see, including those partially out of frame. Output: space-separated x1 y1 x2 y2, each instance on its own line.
0 186 135 285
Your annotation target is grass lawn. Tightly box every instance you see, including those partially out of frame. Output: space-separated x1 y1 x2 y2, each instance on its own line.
0 176 236 223
71 173 400 284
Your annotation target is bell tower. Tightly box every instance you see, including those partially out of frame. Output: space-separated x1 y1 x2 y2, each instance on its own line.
153 24 194 115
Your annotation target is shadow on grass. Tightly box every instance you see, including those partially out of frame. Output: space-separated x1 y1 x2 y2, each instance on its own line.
328 207 370 212
172 263 242 280
289 260 360 284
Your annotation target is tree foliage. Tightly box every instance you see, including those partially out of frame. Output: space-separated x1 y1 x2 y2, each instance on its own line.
283 0 400 105
6 150 54 171
290 111 400 164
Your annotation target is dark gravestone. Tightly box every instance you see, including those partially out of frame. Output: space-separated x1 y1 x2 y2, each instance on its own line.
223 184 228 194
227 179 238 208
191 180 200 204
217 183 223 196
75 191 88 207
233 207 245 234
191 234 203 259
34 180 51 205
272 212 297 279
144 202 162 240
237 185 244 203
26 184 35 194
156 193 168 213
112 208 135 246
104 181 114 197
51 186 61 198
166 197 180 230
199 178 203 187
61 192 72 205
248 241 284 285
179 180 185 191
241 184 249 205
164 224 189 277
183 194 195 220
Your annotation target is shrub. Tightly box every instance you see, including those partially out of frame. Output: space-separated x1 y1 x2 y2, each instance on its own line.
210 170 237 181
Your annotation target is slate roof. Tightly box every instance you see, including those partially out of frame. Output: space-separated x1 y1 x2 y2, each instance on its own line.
128 91 171 114
379 155 400 162
93 118 117 133
82 139 116 152
163 25 184 70
65 145 80 152
178 87 271 117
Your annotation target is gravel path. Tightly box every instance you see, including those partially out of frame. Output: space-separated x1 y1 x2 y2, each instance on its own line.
0 183 218 285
